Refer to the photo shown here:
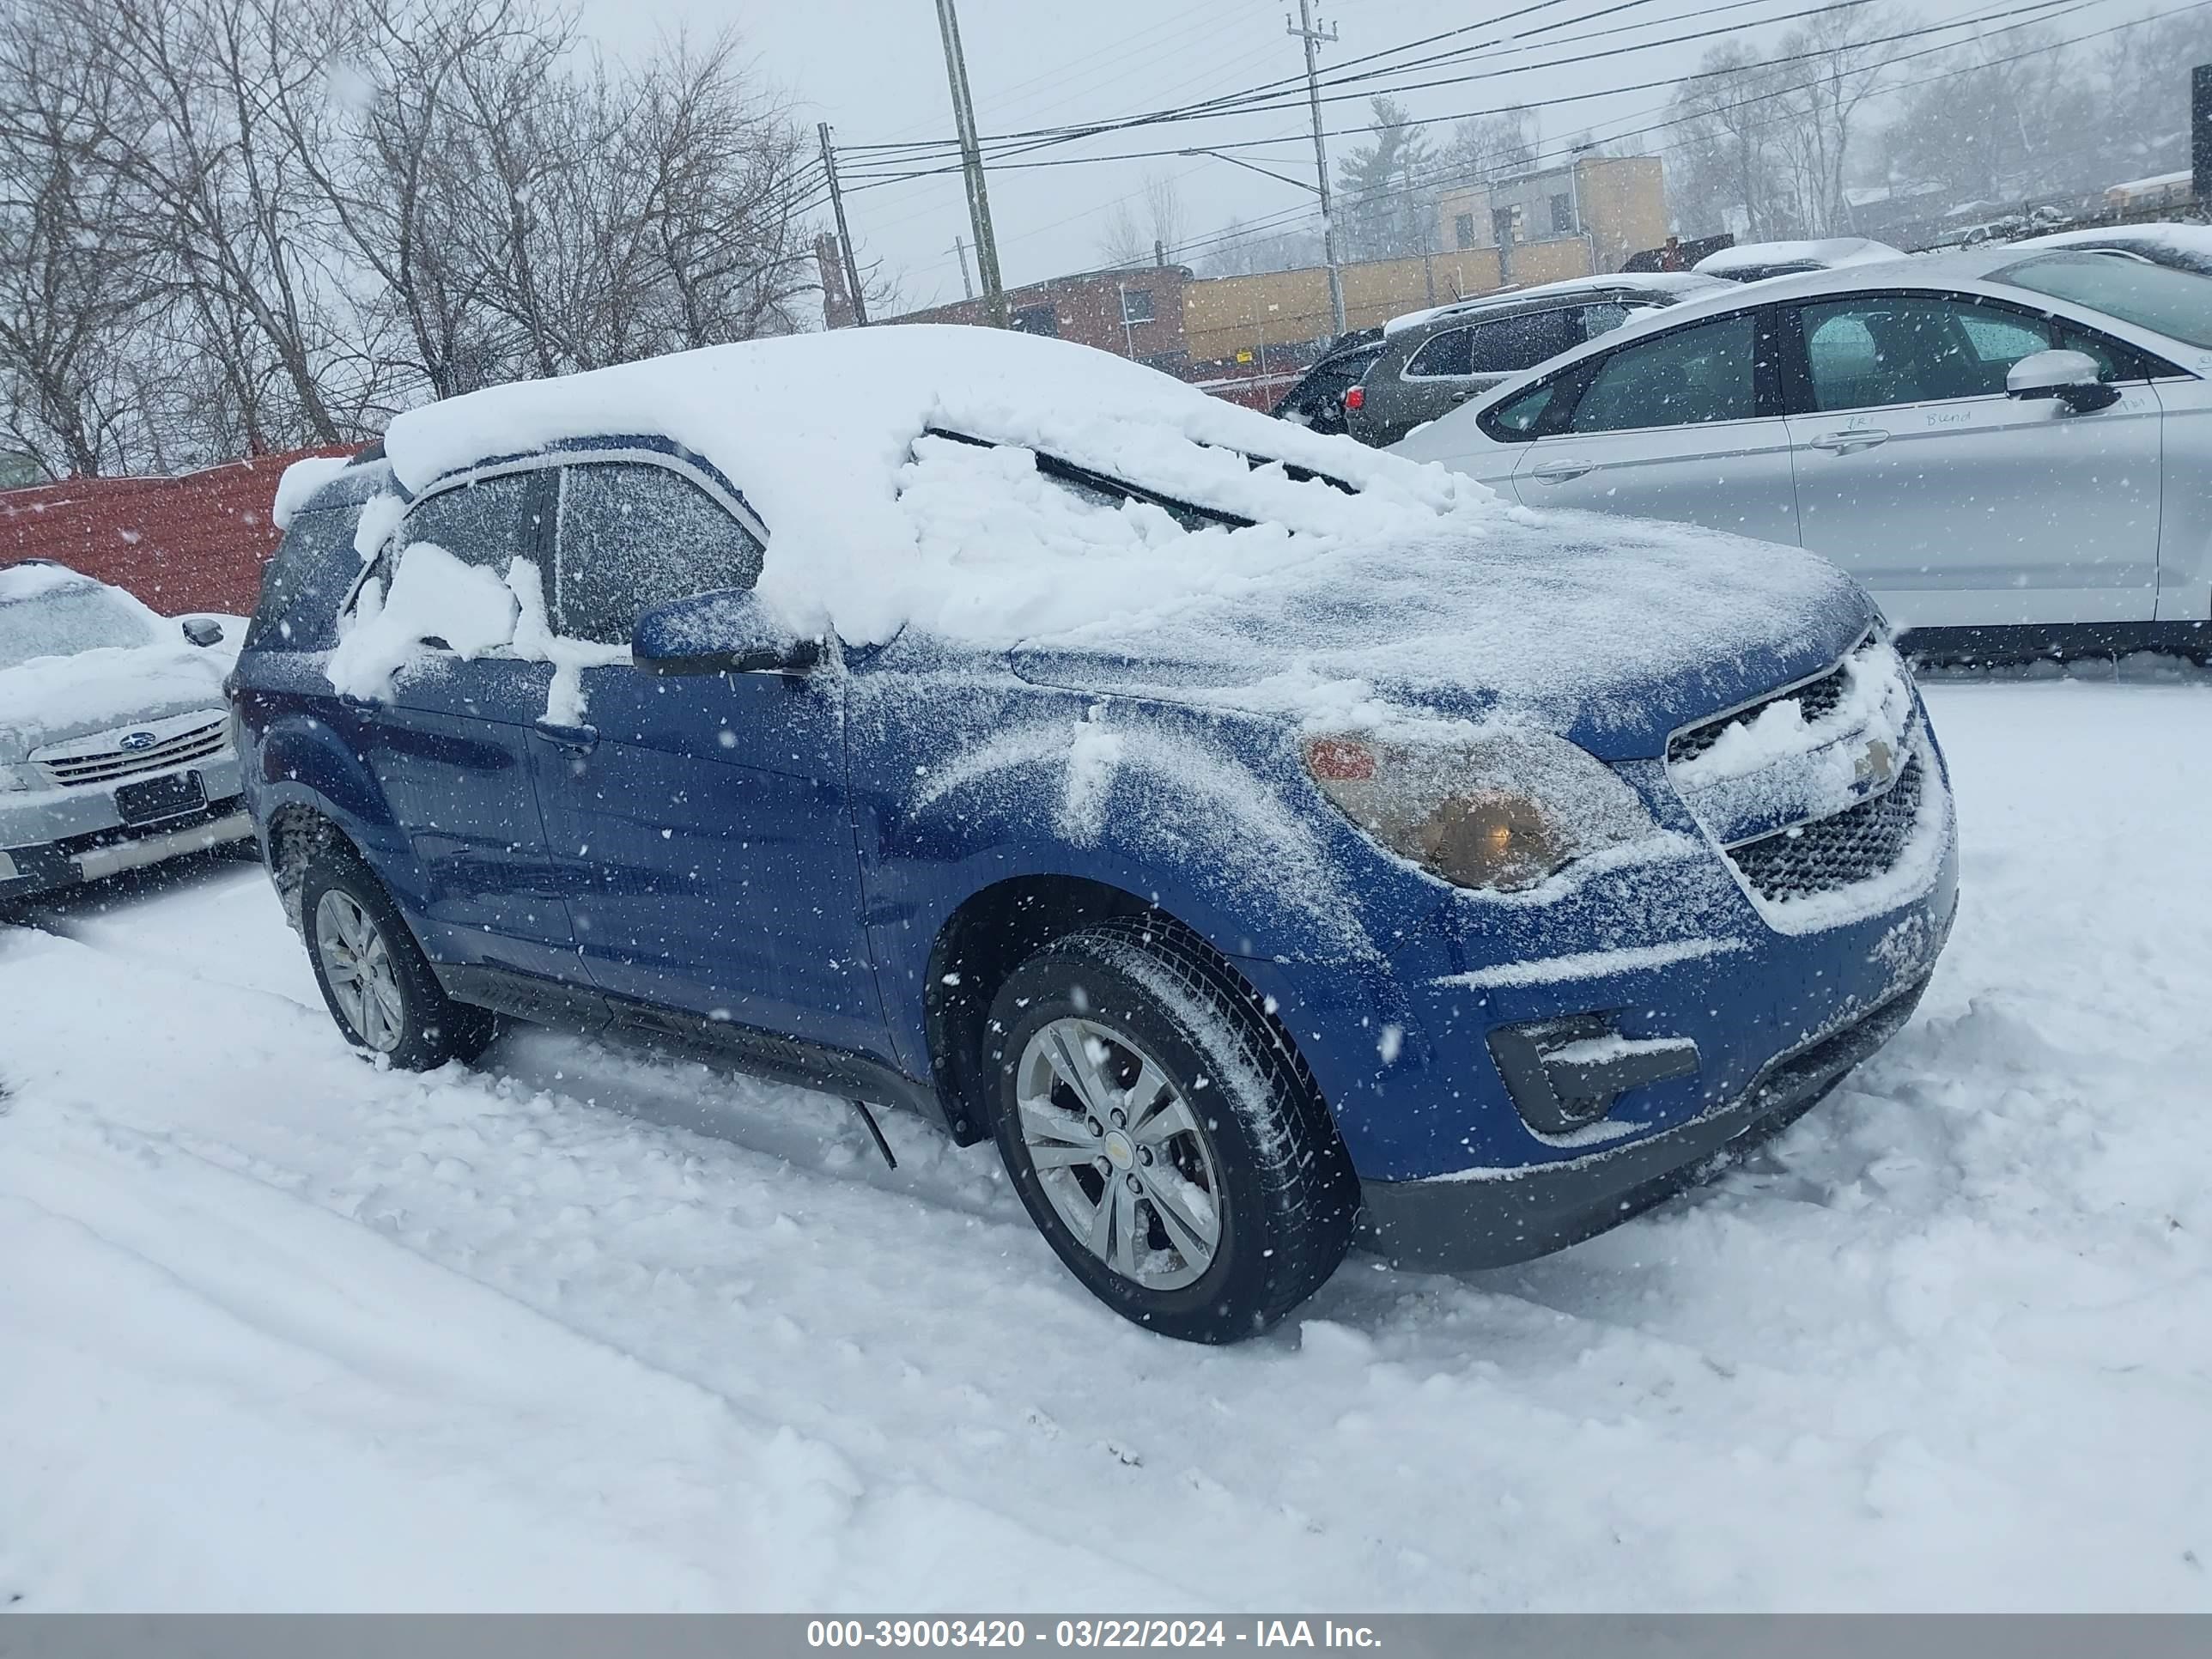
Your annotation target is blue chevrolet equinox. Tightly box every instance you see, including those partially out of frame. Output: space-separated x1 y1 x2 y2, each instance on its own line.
231 328 1958 1342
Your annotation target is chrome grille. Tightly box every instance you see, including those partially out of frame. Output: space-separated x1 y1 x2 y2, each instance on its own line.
1727 757 1924 903
39 719 228 787
1669 658 1853 766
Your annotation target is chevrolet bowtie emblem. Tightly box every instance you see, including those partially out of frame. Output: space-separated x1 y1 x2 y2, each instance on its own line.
1856 738 1895 787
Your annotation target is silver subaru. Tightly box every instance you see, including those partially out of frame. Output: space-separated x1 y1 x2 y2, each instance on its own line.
0 561 251 902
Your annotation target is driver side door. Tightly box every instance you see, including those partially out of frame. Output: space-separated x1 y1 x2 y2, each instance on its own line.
529 455 892 1062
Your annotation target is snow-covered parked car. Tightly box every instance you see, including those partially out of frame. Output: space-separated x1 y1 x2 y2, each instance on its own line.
231 327 1957 1342
0 561 251 902
1692 237 1906 283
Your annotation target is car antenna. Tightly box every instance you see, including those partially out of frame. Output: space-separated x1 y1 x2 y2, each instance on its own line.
849 1097 897 1170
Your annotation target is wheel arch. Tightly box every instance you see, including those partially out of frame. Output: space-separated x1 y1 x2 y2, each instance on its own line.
921 873 1334 1151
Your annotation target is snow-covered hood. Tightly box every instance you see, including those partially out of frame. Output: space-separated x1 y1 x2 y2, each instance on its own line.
0 642 231 763
1005 510 1876 763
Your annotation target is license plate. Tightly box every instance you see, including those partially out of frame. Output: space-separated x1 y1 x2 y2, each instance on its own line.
115 769 206 825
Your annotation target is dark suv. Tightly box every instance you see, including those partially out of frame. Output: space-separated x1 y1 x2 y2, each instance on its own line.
230 327 1955 1343
1344 276 1728 447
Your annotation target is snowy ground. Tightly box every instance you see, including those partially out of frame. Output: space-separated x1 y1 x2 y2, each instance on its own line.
3 678 2209 1612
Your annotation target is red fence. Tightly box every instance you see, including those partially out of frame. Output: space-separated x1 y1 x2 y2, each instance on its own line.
0 446 348 617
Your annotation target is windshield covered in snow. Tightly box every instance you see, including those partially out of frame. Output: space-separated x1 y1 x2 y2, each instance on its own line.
0 583 150 669
1996 251 2212 349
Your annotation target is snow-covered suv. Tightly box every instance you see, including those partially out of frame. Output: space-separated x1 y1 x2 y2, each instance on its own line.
232 327 1957 1342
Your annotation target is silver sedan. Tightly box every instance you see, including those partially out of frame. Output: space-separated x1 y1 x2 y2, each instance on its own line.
1393 242 2212 657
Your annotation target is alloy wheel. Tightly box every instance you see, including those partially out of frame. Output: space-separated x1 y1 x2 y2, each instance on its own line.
1014 1016 1224 1291
314 888 405 1053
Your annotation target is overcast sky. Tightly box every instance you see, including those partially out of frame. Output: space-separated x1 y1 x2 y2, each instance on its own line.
575 0 2101 313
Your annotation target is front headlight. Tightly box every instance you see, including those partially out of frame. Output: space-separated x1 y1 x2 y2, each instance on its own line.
1302 729 1656 892
0 762 40 793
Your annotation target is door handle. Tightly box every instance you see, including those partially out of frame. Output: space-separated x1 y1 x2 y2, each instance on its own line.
536 721 599 754
1807 428 1890 454
1529 461 1595 483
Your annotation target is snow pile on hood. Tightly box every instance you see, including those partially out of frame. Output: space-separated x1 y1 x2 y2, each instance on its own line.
905 434 1867 740
1694 238 1905 276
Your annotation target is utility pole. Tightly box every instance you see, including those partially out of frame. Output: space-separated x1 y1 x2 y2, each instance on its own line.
1288 0 1346 337
933 0 1007 327
818 123 869 326
951 235 975 301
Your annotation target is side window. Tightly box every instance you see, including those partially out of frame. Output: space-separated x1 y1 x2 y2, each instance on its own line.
1577 301 1632 342
1405 327 1473 378
382 471 538 588
1565 313 1759 434
1799 295 2062 412
249 505 359 652
555 461 764 647
1464 309 1580 374
1482 380 1558 441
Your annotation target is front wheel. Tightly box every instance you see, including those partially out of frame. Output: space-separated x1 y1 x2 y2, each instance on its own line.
986 919 1358 1343
299 848 496 1071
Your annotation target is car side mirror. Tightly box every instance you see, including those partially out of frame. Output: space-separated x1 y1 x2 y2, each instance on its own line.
632 588 823 678
181 617 225 647
2006 349 2120 414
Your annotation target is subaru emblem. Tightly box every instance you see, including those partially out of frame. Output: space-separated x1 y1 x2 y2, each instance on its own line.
118 730 158 752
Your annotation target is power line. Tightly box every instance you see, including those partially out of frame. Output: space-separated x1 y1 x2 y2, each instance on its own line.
837 0 2083 190
1157 0 2188 266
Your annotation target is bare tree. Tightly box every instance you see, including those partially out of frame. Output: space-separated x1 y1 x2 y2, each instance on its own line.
0 0 825 476
1770 3 1901 235
1095 171 1188 267
0 2 164 475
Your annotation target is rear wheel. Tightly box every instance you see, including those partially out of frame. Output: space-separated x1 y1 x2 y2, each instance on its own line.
986 919 1358 1343
300 849 495 1071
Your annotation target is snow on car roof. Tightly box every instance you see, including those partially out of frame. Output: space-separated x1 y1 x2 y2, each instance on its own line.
1693 238 1905 276
374 325 1865 726
378 326 1493 646
1380 272 1726 337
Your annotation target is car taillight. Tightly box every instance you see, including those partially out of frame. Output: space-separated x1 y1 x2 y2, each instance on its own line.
1344 386 1364 411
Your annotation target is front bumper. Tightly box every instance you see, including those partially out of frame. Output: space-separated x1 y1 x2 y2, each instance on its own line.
1358 967 1932 1269
0 790 252 900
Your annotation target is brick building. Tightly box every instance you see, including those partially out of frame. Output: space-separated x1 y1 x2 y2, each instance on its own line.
0 446 348 616
894 262 1196 370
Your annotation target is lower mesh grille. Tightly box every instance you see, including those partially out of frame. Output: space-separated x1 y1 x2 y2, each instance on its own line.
1728 757 1924 903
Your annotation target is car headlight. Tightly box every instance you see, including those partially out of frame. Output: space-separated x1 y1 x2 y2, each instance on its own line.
1301 729 1656 892
0 762 40 793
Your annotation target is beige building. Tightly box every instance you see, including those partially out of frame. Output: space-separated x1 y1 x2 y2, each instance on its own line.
1436 155 1668 284
1182 240 1594 367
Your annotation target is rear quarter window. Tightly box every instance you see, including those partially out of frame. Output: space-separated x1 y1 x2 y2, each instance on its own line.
246 505 360 653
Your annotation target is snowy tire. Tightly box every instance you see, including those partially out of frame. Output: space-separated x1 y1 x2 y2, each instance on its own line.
299 848 495 1071
985 918 1358 1343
